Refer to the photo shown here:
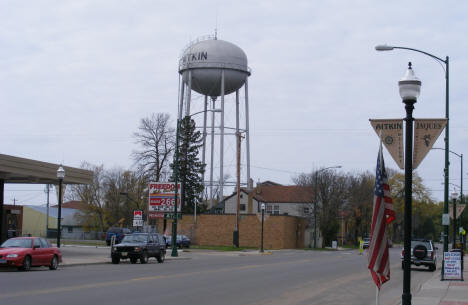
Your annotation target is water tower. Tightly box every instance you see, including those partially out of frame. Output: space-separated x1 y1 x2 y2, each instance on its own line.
178 36 251 208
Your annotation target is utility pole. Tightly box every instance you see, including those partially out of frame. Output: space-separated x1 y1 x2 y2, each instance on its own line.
234 132 242 248
45 184 50 235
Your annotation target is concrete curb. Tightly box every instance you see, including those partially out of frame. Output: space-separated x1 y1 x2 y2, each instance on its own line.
61 256 192 267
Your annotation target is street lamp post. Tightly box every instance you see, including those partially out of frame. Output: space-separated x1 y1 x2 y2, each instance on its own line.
399 62 422 305
375 44 450 254
432 148 463 209
313 165 341 249
260 203 265 253
451 192 458 249
171 109 221 257
56 166 65 248
171 118 181 257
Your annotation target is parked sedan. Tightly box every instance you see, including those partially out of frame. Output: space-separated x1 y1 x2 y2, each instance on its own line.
0 237 62 271
165 235 191 248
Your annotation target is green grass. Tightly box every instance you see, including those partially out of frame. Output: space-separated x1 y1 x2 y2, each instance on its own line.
189 245 257 251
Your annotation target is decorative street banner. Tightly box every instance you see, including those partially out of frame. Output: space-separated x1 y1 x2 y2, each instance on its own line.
443 251 462 280
413 119 447 169
369 119 404 169
148 182 181 213
448 203 466 219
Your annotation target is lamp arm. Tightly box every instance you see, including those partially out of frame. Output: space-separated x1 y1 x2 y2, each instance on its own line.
392 46 446 64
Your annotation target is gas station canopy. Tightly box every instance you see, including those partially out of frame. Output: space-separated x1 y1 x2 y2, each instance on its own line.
0 154 93 185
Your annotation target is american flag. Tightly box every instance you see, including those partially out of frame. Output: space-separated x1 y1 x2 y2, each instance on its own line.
368 146 395 289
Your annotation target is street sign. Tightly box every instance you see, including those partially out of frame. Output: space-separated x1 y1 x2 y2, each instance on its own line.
164 213 182 220
133 210 143 227
442 213 450 225
133 219 143 227
133 210 143 219
448 204 466 219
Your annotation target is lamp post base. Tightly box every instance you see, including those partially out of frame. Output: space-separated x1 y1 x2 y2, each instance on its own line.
171 222 178 257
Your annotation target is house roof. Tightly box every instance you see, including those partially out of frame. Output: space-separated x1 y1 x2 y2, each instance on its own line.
254 185 313 204
26 205 84 226
224 185 313 204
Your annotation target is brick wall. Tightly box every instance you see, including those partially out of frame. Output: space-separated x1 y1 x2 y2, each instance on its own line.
157 214 307 250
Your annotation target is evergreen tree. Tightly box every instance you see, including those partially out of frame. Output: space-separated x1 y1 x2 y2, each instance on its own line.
170 116 206 214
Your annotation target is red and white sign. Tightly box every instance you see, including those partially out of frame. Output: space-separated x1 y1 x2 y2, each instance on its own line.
149 212 165 219
133 210 143 227
148 182 181 213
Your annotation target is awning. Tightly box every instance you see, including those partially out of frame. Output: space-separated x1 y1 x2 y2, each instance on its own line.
0 154 93 185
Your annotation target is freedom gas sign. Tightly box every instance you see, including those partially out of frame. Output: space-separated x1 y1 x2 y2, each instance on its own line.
148 182 181 213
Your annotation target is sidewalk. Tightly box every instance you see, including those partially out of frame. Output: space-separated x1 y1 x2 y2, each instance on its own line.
411 268 468 305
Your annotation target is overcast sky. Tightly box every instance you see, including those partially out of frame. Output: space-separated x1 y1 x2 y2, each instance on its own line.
2 0 467 206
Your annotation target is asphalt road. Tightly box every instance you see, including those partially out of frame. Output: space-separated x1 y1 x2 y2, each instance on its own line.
0 247 437 305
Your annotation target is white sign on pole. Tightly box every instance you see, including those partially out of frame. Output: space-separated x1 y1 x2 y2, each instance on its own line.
442 214 450 226
443 252 462 280
133 219 143 227
133 210 143 227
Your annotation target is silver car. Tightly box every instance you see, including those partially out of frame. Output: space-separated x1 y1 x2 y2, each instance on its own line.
400 239 437 271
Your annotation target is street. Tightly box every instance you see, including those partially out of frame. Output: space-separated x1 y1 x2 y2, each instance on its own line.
0 247 437 305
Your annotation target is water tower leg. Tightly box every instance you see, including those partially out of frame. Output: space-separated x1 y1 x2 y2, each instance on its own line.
235 89 240 187
219 70 225 200
236 89 239 137
210 98 216 209
178 76 185 120
185 70 192 116
201 95 208 193
244 78 251 190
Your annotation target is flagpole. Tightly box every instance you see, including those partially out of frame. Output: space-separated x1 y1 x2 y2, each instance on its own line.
375 128 381 305
376 286 379 305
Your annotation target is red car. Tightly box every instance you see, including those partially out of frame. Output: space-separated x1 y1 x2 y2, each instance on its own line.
0 237 62 271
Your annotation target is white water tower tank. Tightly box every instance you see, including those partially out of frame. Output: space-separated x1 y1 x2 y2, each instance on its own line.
179 39 250 96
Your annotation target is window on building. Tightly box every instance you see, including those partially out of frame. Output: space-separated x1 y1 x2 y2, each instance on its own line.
240 194 243 198
266 205 272 214
67 227 73 233
273 205 280 215
303 207 310 215
240 204 246 211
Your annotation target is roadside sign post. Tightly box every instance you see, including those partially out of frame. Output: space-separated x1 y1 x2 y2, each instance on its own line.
442 251 463 281
133 210 143 229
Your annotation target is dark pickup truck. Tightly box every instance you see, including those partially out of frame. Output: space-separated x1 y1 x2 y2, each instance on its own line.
111 233 166 264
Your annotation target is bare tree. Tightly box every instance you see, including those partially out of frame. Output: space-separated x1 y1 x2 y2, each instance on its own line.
294 170 349 247
132 113 175 182
68 163 148 231
67 162 107 232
